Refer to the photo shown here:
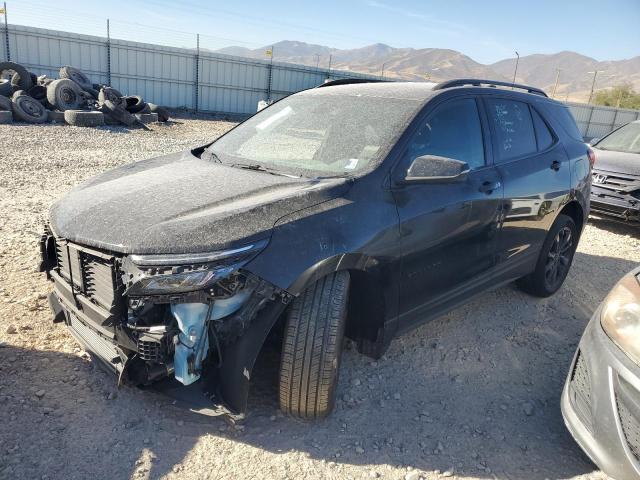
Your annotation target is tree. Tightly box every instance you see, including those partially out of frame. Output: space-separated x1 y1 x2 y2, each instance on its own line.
594 84 640 110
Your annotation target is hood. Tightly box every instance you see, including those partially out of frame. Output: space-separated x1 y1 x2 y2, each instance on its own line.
50 150 350 254
593 148 640 176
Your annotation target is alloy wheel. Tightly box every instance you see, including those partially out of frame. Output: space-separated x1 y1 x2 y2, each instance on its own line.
545 226 573 289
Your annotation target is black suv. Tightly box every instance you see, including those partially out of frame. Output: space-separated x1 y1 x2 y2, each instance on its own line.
40 79 591 420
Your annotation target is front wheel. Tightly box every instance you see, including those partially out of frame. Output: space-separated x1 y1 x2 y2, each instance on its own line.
278 271 350 420
516 214 578 297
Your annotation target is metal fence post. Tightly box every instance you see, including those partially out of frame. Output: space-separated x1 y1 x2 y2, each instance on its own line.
610 109 619 132
266 45 274 101
193 33 199 112
585 104 596 138
3 2 10 61
106 19 111 86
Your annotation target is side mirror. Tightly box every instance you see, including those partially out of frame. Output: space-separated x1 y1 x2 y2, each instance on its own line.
404 155 470 183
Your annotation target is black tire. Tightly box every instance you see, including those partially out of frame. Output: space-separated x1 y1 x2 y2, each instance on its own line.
0 95 12 111
98 87 123 104
83 87 100 100
516 214 578 297
27 85 47 101
59 66 93 91
64 110 105 127
136 103 151 114
47 110 66 123
47 78 84 111
124 95 146 113
100 99 135 126
134 112 157 124
0 79 12 97
0 62 33 90
279 271 350 420
0 110 12 124
148 103 170 122
12 94 47 123
12 71 37 87
11 89 25 100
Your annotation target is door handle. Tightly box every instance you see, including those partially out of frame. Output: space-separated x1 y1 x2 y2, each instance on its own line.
479 180 501 194
550 160 561 171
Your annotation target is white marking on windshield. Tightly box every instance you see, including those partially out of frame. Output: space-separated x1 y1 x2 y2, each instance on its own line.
344 158 359 170
256 105 293 131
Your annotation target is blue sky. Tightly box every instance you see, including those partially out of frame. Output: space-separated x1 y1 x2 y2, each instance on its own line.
8 0 640 64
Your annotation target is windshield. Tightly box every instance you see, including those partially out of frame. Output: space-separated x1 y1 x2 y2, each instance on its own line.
207 92 422 177
596 122 640 154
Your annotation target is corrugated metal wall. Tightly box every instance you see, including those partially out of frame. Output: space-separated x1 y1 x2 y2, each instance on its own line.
565 102 640 140
3 24 378 114
4 24 640 133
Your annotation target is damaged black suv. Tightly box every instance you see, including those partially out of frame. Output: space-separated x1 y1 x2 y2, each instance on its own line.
40 79 591 420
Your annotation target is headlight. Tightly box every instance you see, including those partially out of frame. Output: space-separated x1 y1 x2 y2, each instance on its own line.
601 271 640 366
125 240 267 295
128 266 235 295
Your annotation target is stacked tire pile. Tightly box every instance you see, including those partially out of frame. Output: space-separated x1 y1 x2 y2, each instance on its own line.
0 62 170 127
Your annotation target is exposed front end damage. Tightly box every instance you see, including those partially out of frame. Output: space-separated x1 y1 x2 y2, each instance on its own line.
39 227 292 419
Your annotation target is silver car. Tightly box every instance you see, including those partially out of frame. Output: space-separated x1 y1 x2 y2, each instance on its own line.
562 266 640 480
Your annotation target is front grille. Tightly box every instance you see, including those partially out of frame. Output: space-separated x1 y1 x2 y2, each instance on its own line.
138 338 162 362
85 259 117 309
592 170 640 199
617 393 640 462
569 350 593 432
53 238 121 312
68 314 120 366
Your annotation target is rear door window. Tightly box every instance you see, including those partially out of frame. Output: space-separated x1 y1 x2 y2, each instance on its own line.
486 99 537 163
531 108 554 151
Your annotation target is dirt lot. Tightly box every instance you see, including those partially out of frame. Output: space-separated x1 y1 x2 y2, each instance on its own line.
1 115 638 480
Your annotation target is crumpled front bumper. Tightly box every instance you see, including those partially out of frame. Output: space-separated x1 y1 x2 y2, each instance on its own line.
590 170 640 223
47 268 291 420
561 305 640 480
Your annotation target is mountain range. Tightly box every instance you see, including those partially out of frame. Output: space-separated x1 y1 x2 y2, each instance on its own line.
216 41 640 103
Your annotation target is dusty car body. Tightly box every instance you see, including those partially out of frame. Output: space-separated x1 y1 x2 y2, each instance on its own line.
40 79 591 420
562 267 640 480
590 120 640 224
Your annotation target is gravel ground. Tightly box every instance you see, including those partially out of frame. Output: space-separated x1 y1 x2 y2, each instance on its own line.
1 114 639 480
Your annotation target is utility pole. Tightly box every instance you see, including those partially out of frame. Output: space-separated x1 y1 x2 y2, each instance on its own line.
512 51 519 86
2 2 9 62
551 68 561 98
380 62 386 79
313 53 320 70
587 70 604 104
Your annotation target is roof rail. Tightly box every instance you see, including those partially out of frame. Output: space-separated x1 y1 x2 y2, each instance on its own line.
317 78 386 88
433 78 548 97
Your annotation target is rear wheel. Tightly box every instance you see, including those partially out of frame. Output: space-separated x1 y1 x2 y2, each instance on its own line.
279 271 350 420
517 214 577 297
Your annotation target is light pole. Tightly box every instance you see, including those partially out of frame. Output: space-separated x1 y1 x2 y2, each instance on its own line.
313 53 320 70
512 51 520 86
587 70 604 104
552 68 561 98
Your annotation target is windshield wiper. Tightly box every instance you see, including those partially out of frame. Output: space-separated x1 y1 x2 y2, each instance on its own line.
231 163 299 178
201 148 222 163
